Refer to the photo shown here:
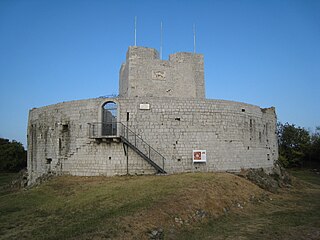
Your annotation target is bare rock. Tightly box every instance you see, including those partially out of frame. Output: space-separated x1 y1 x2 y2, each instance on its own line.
238 165 292 193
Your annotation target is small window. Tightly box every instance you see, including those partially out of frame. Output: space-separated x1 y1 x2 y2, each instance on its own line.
46 158 52 164
62 124 68 132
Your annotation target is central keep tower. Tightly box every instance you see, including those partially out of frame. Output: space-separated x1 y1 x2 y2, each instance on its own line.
119 46 205 99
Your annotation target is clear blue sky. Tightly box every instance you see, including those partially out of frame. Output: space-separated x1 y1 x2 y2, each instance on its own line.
0 0 319 147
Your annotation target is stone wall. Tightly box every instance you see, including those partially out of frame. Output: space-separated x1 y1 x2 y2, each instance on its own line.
120 97 277 173
27 97 277 184
119 46 205 99
27 98 157 183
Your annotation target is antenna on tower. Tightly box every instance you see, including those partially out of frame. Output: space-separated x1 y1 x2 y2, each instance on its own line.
160 21 163 60
193 24 196 54
134 16 137 46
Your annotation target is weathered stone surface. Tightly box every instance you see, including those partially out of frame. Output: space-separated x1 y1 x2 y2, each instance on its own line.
119 46 205 99
27 46 278 185
10 169 28 189
148 228 164 239
238 165 291 193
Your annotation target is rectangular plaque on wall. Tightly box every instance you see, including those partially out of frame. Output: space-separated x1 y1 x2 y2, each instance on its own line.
193 150 207 163
139 103 150 110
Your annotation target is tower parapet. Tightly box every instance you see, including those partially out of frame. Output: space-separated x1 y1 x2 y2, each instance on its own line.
126 46 159 60
119 46 205 99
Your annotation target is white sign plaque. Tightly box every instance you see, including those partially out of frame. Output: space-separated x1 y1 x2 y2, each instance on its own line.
193 150 207 163
139 103 150 110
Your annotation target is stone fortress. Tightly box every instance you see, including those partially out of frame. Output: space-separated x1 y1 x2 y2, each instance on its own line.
27 46 278 184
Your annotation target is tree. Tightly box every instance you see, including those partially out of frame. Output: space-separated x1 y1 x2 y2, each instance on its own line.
0 138 27 172
277 123 311 168
309 126 320 167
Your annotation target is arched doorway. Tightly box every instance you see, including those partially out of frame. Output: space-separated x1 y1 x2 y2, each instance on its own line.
102 101 117 136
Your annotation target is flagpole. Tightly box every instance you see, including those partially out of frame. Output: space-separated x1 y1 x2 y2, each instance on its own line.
160 21 163 60
193 24 196 54
134 16 137 46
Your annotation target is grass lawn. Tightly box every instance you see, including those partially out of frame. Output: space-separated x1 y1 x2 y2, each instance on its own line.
0 169 319 239
0 172 19 195
177 169 320 240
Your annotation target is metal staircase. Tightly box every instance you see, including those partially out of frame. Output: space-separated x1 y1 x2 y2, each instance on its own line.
88 122 166 174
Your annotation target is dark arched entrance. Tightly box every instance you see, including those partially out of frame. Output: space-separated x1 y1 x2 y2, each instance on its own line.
102 101 117 136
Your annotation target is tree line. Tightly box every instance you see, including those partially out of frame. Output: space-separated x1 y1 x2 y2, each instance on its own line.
0 138 27 172
277 123 320 168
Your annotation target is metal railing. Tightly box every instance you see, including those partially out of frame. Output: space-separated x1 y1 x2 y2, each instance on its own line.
88 122 166 173
88 122 118 138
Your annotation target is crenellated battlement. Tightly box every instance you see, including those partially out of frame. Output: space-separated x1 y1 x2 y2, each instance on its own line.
119 46 205 99
126 46 159 61
169 52 202 63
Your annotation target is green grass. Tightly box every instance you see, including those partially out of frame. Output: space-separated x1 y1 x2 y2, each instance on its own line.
176 169 320 240
0 172 18 186
0 173 225 239
289 168 320 185
0 170 319 239
0 172 19 195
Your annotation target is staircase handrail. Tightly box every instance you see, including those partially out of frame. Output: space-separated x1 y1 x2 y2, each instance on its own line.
88 122 166 173
118 122 166 162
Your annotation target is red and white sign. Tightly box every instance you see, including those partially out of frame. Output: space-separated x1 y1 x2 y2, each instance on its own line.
193 150 206 163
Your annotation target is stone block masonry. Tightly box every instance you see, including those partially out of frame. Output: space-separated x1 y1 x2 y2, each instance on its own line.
27 46 278 184
120 97 277 173
119 46 205 99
